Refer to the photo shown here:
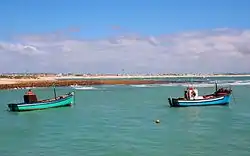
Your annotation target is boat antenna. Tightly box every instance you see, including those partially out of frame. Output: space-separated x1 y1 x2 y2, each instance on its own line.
215 80 218 92
53 83 57 99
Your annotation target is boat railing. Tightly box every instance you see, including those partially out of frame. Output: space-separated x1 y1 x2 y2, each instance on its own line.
214 87 232 97
38 92 73 103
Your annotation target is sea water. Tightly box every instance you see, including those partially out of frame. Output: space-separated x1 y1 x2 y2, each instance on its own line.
0 77 250 156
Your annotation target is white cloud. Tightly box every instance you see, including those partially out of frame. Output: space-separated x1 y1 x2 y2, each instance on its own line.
0 28 250 74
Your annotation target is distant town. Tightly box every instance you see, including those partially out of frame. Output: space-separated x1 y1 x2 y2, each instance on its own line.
1 72 250 79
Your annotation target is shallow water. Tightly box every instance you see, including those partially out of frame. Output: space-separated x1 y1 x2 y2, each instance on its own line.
1 77 250 156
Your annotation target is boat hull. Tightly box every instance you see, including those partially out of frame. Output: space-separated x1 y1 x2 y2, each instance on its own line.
8 92 75 112
168 95 231 107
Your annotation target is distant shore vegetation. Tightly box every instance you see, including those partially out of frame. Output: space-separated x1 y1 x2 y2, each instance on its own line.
0 75 39 79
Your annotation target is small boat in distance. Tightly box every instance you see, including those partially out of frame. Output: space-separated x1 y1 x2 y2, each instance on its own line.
168 82 232 107
7 87 75 112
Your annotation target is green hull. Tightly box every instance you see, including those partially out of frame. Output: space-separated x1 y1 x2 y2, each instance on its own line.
8 92 75 112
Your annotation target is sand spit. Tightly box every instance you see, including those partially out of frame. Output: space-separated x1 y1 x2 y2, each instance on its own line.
0 79 168 90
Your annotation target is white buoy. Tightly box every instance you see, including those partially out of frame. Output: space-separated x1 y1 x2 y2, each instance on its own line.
155 119 160 124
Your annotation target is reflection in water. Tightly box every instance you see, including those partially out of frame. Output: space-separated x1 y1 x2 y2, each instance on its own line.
186 107 201 122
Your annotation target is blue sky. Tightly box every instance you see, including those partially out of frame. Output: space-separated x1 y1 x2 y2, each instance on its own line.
1 0 250 39
0 0 250 73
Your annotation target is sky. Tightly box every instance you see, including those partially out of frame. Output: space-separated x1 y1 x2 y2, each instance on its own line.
0 0 250 74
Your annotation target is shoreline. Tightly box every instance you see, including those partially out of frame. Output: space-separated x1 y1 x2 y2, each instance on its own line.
0 74 250 89
55 74 250 80
0 79 168 90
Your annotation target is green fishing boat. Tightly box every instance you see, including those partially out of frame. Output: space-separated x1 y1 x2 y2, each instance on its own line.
7 89 75 112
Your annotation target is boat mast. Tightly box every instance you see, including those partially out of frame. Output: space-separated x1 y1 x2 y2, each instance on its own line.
190 75 194 88
53 84 57 99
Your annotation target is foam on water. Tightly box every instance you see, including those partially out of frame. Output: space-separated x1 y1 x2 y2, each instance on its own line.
71 86 97 90
155 79 250 88
130 85 153 88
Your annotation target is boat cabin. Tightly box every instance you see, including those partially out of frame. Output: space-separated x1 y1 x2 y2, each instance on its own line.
184 87 204 100
24 94 38 104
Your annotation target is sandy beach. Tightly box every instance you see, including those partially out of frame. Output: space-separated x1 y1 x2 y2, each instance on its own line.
0 79 168 90
0 77 56 85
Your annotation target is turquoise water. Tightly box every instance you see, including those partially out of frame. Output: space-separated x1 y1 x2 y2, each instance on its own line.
1 77 250 155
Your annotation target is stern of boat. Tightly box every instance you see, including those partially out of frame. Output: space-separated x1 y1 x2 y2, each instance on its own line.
168 98 179 107
168 98 172 106
7 103 19 112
